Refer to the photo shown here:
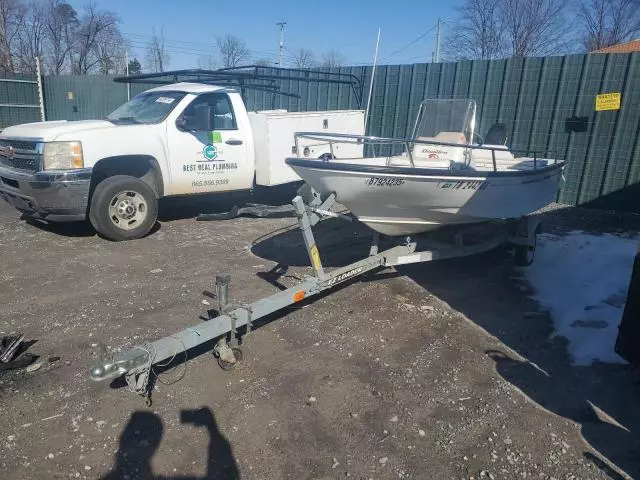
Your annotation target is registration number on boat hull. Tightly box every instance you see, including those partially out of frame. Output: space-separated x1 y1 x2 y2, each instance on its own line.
438 180 488 190
365 177 405 187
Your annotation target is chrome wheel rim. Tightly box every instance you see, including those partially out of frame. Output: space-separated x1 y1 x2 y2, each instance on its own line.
108 190 148 231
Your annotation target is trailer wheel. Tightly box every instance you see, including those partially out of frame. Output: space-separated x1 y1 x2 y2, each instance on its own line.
89 175 158 241
216 347 243 370
514 235 537 267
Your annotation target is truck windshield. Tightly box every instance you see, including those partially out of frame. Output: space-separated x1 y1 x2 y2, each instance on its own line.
107 91 186 124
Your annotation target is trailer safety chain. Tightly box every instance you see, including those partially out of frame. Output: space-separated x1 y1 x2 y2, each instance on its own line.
246 306 253 334
230 309 237 339
125 336 188 406
126 344 154 404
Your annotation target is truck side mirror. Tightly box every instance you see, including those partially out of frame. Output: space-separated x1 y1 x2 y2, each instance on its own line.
177 104 212 132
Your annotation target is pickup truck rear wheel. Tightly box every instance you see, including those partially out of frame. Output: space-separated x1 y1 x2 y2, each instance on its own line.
89 175 158 241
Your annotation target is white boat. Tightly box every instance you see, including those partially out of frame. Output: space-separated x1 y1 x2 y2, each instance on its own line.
286 99 564 236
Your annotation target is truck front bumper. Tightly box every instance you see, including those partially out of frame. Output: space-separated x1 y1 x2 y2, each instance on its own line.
0 165 92 221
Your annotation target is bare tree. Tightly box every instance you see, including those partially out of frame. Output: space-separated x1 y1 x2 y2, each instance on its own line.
578 0 640 51
445 0 571 59
292 48 315 68
14 1 46 73
94 22 126 74
197 53 216 70
145 26 169 72
444 0 504 60
44 0 78 74
501 0 570 57
255 58 272 66
71 4 119 74
321 49 344 68
216 34 249 68
0 0 27 72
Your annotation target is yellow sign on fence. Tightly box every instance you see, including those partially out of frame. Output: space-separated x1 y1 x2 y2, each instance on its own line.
595 92 621 111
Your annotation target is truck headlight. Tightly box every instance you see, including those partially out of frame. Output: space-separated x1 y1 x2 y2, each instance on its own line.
43 141 84 170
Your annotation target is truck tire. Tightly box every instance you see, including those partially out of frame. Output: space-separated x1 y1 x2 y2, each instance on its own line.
89 175 158 241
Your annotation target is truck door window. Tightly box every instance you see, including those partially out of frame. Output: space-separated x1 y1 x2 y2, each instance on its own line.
212 95 237 130
180 93 237 131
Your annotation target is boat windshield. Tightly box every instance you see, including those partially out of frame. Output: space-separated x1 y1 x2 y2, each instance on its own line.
413 99 476 144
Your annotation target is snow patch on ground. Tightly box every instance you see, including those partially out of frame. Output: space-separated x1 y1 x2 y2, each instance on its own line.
524 231 639 365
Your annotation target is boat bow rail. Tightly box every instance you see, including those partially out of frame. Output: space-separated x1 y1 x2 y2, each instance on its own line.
292 132 560 172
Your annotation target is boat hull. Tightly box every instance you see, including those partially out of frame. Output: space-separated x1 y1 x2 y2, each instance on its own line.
286 159 565 236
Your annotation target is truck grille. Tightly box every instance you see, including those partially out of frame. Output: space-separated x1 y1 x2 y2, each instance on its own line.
0 139 37 150
0 139 41 172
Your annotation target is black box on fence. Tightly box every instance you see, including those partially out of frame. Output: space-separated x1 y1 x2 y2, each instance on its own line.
616 248 640 366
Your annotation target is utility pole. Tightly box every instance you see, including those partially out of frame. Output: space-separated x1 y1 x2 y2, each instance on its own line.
434 18 442 63
277 21 287 67
35 57 45 121
125 50 130 101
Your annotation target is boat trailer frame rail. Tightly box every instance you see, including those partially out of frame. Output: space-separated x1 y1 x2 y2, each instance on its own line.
293 131 559 172
90 189 541 404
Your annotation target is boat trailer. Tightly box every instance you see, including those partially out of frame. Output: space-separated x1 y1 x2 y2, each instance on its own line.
89 189 541 405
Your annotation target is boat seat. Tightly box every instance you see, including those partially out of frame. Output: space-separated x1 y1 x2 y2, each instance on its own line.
471 146 520 171
485 123 508 146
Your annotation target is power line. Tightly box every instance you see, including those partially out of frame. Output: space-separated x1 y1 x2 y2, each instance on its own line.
122 36 282 65
379 24 438 63
283 45 304 67
123 37 280 59
8 18 369 68
123 31 282 60
123 31 222 51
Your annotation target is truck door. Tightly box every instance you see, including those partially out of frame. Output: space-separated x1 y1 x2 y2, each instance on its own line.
166 92 252 195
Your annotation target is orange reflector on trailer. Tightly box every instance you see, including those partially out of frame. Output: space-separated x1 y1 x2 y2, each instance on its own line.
293 291 305 302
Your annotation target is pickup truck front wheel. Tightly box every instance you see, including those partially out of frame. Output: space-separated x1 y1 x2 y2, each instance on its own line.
89 175 158 241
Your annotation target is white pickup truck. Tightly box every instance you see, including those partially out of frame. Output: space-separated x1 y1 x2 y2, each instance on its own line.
0 81 364 240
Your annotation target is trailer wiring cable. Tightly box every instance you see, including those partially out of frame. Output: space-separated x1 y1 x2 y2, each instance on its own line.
152 335 189 386
124 337 188 396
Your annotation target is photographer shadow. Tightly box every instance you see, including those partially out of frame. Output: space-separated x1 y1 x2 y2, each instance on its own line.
101 407 239 480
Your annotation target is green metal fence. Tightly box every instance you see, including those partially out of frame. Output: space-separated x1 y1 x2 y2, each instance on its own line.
42 76 152 122
0 72 42 127
1 53 639 209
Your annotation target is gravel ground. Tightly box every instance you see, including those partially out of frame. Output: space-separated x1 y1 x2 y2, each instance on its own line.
0 197 639 480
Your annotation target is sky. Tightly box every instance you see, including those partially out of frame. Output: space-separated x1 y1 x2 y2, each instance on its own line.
65 0 457 69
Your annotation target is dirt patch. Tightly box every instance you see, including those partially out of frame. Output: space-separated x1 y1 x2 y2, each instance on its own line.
0 199 638 479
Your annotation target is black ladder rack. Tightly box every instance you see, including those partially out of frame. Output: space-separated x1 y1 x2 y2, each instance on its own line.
114 65 364 107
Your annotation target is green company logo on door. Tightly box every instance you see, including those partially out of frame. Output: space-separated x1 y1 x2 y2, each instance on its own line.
202 145 217 161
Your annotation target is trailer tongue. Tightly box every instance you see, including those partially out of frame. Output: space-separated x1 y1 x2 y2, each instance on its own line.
90 187 540 405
